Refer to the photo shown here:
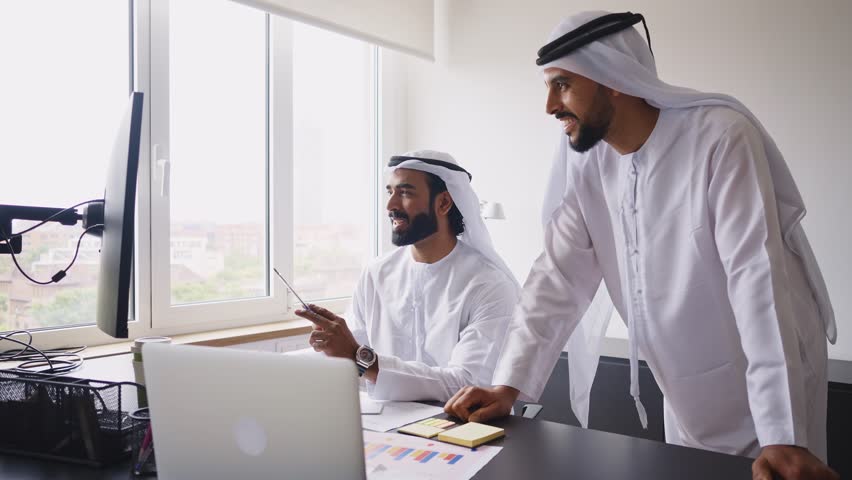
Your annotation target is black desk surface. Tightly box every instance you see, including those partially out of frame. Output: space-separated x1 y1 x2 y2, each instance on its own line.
0 355 754 479
0 413 753 479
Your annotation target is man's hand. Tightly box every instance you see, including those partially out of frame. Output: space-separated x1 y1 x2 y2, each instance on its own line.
444 386 519 423
295 304 360 360
752 445 838 480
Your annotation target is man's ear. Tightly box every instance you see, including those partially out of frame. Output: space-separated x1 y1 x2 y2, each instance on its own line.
436 192 454 217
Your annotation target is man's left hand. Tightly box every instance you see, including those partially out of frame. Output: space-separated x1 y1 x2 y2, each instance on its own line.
295 304 360 360
752 445 838 480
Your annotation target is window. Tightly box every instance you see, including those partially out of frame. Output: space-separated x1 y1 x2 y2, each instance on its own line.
147 1 381 330
166 0 268 306
292 23 376 302
0 1 131 332
1 0 386 349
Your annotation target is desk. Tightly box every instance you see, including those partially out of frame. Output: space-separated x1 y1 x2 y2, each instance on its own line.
0 355 754 479
0 415 754 479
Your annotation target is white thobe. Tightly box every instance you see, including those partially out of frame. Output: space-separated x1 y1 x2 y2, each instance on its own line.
493 106 828 459
347 241 517 402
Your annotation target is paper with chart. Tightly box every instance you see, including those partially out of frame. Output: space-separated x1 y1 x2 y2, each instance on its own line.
363 430 501 479
360 395 444 432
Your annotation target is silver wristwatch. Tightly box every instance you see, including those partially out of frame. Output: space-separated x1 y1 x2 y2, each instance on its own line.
355 345 377 376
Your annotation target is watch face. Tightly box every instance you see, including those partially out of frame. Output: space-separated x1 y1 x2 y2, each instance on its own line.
357 347 375 363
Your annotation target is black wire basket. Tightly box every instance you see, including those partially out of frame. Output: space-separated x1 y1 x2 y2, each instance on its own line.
0 369 145 467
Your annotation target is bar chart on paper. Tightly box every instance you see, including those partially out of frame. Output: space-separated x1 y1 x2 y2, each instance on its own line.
363 431 502 479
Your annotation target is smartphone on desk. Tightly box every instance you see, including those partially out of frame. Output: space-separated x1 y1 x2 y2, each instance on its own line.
272 267 313 313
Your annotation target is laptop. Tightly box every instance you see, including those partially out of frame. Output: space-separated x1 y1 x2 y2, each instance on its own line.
142 342 367 480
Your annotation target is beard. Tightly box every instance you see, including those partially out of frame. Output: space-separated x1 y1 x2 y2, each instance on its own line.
569 120 611 153
565 86 614 153
390 207 438 246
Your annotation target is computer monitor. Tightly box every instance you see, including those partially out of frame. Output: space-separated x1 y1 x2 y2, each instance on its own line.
0 91 143 338
96 91 144 338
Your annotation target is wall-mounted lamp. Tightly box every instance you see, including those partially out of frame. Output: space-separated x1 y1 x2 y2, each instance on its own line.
480 201 506 220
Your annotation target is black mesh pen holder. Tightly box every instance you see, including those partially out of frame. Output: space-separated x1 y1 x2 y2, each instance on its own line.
0 369 145 467
128 407 156 476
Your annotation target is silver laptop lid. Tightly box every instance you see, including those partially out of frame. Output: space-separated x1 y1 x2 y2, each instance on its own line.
143 343 366 480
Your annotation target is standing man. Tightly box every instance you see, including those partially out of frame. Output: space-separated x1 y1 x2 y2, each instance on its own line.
444 11 837 480
296 150 519 402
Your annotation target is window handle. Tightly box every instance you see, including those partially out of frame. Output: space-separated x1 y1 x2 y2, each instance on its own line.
153 144 171 197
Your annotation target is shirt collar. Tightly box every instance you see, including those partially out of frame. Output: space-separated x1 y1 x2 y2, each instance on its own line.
408 241 462 271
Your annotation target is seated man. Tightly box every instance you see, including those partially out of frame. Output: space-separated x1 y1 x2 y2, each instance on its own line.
296 150 519 402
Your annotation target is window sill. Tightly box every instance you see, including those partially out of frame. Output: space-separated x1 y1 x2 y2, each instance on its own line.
77 318 314 360
5 296 351 356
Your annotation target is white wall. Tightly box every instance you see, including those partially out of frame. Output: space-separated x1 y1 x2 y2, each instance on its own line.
378 49 410 256
401 0 852 360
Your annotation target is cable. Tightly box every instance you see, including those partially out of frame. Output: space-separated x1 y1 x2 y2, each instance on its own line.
0 331 52 369
0 202 100 374
0 223 103 285
0 330 86 374
7 199 104 238
62 224 104 280
0 201 100 372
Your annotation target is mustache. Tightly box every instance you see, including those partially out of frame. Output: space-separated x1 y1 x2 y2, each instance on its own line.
388 211 409 221
555 111 578 121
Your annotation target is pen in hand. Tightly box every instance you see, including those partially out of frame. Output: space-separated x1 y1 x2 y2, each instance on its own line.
272 268 314 313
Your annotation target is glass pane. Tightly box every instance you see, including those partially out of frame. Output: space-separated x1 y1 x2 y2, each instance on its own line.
0 1 130 331
168 0 268 305
292 24 373 301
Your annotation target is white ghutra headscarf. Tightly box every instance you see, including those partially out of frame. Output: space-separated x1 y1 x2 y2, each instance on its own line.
386 150 521 294
540 11 836 429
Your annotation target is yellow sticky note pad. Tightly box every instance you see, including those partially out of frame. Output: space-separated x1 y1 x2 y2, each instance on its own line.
417 418 457 429
398 422 444 438
398 417 458 438
437 422 505 448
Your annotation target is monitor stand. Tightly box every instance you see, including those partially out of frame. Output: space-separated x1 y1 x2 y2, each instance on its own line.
0 203 104 254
